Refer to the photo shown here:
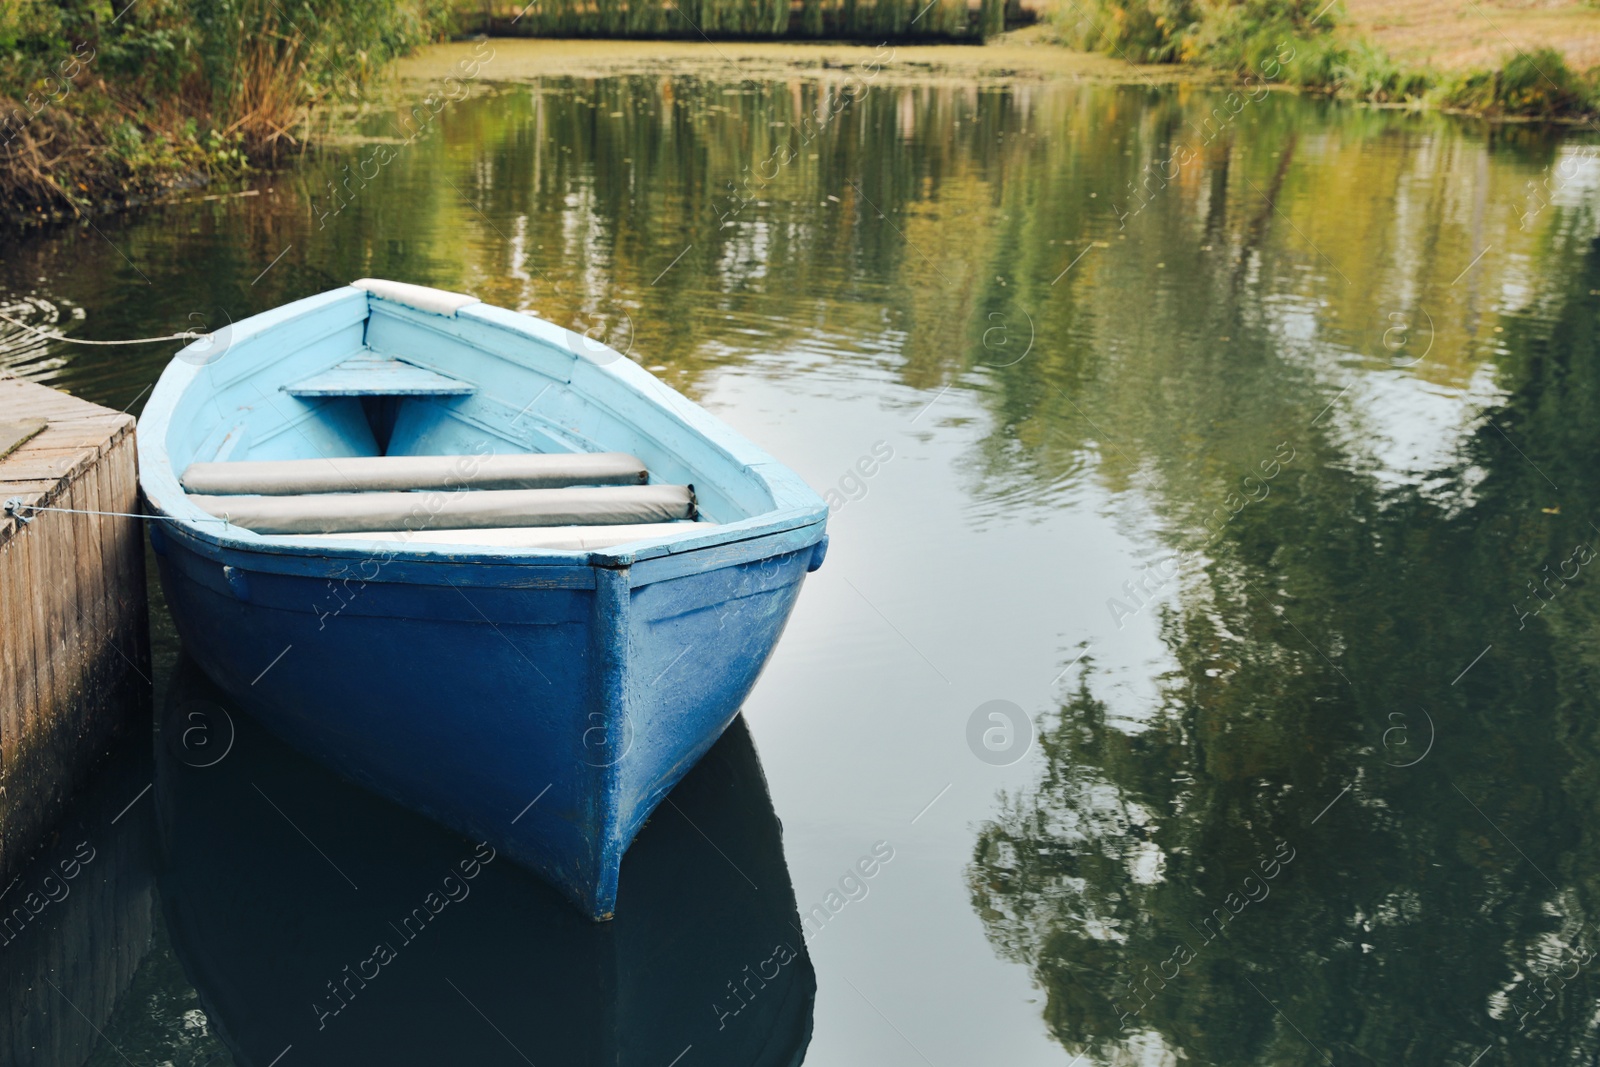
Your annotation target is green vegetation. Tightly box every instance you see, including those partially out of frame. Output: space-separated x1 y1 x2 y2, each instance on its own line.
2 0 1589 230
1059 0 1600 117
459 0 992 42
0 0 450 224
0 0 1023 226
1435 46 1597 118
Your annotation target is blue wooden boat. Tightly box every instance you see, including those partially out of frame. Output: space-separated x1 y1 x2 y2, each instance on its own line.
138 279 828 921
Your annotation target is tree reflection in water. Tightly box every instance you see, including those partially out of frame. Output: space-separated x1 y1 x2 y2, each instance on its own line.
969 235 1600 1064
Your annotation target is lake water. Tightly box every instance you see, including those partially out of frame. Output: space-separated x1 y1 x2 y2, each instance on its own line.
4 43 1600 1066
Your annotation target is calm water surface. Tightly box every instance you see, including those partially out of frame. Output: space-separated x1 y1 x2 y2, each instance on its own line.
4 53 1600 1066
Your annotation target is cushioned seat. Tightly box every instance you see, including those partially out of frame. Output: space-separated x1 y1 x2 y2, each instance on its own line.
182 452 648 495
191 484 696 535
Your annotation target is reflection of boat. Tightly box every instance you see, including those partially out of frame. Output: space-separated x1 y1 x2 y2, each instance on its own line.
137 279 828 919
157 658 816 1067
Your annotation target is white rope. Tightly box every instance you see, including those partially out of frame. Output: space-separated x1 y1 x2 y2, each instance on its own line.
0 311 206 347
3 500 230 524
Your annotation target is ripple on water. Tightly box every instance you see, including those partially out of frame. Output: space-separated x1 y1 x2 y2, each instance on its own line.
0 296 73 382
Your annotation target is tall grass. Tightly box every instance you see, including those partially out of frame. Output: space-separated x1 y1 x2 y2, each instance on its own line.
3 0 449 158
468 0 991 40
189 0 453 150
1055 0 1599 117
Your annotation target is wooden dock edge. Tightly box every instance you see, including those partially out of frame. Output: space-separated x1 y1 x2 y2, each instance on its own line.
0 377 150 886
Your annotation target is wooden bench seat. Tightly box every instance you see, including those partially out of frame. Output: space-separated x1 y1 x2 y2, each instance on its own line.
298 522 716 550
284 354 476 397
182 453 648 495
190 484 696 536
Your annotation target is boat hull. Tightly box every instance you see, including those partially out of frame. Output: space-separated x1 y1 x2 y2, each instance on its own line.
151 518 818 920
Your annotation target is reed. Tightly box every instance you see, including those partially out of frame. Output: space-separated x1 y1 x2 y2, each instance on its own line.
468 0 992 40
0 0 450 221
188 0 451 155
219 22 312 152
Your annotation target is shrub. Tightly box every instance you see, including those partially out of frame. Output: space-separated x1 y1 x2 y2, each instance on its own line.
1184 0 1345 86
1056 0 1199 64
1435 48 1596 118
1336 38 1432 101
1057 0 1596 120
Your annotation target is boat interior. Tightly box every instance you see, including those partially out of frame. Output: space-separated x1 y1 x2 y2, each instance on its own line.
158 284 786 552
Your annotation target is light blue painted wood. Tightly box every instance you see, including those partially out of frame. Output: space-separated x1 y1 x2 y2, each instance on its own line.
285 354 477 397
369 301 576 385
138 281 829 921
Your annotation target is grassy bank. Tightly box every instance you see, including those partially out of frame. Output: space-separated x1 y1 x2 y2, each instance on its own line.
1058 0 1600 119
0 0 449 226
0 0 1028 230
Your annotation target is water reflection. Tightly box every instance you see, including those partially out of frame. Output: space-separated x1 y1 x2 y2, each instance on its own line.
968 234 1600 1063
157 659 814 1067
0 730 178 1067
5 78 1595 437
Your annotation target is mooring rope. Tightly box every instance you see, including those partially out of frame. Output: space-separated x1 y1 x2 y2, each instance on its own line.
0 311 207 347
2 499 231 524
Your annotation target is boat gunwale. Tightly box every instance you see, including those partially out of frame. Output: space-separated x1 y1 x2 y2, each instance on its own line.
145 503 825 591
137 285 828 574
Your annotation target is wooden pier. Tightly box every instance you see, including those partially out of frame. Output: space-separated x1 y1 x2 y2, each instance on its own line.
0 376 148 885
